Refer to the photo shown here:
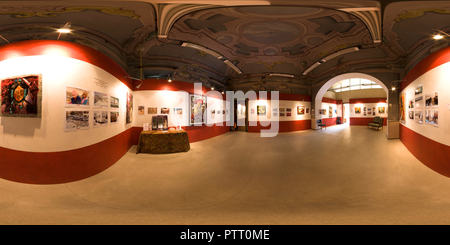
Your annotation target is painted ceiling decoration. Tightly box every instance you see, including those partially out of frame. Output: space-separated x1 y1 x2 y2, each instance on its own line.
0 1 449 94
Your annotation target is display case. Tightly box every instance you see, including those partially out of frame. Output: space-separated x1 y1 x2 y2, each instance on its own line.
152 115 168 131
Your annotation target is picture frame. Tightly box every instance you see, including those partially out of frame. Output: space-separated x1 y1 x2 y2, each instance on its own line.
189 94 207 126
65 85 90 108
0 74 42 118
93 91 108 109
64 109 90 132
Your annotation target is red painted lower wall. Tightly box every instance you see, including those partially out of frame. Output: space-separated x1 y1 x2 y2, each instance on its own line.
322 117 337 126
0 128 134 185
247 120 311 133
400 125 450 178
350 117 387 126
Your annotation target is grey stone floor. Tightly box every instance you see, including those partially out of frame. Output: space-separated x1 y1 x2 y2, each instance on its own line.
1 124 450 225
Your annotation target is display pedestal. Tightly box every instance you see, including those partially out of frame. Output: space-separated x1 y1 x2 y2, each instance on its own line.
136 130 190 154
387 120 399 139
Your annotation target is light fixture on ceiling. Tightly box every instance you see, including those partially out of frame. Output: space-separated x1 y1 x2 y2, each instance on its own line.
125 75 143 89
167 74 172 82
57 22 71 40
432 29 450 40
0 35 9 43
390 79 405 91
268 73 294 78
181 42 223 59
321 47 360 62
223 59 243 74
302 62 321 75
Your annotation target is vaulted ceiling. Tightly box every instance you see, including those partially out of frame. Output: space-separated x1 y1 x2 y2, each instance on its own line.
0 0 449 94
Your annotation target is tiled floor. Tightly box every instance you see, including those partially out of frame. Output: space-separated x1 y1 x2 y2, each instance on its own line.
2 124 450 225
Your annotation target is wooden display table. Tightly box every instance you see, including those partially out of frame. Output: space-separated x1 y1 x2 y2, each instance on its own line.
136 130 190 154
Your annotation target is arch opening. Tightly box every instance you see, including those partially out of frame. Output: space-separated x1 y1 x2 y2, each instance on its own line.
314 72 389 134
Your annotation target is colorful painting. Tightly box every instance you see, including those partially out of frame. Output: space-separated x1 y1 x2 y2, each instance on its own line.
161 107 170 114
93 110 108 127
64 110 90 131
110 111 119 124
126 92 133 124
1 74 42 117
190 94 206 126
66 86 90 108
297 106 305 115
355 107 361 114
378 107 385 114
93 91 108 108
400 92 405 123
110 96 119 108
257 105 266 115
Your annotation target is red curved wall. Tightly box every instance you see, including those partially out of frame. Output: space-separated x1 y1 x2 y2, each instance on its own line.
0 40 229 184
400 45 450 178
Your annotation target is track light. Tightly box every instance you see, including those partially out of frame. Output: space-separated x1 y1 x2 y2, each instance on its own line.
432 29 450 40
167 74 172 82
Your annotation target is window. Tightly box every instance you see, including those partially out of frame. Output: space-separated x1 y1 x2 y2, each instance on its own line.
328 78 382 93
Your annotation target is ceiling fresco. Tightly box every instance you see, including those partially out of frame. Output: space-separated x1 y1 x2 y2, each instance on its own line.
0 0 449 94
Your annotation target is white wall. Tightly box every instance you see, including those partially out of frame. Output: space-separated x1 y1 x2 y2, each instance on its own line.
0 55 131 152
400 62 450 146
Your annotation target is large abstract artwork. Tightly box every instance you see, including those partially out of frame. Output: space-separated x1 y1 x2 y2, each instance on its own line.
190 94 206 126
0 74 42 117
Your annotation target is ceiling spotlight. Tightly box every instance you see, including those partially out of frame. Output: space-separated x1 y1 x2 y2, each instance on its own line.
211 87 214 90
432 29 450 40
57 22 71 40
167 74 172 82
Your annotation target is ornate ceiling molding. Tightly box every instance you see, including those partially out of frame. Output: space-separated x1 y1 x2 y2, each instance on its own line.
338 7 382 44
395 8 450 22
0 6 140 19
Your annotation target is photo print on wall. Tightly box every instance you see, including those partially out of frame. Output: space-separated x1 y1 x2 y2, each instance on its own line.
110 111 119 124
425 92 438 108
148 107 157 114
425 110 438 127
64 110 90 132
173 108 182 115
257 105 266 115
415 110 423 124
0 74 42 118
93 91 108 109
138 106 145 115
110 96 119 109
93 110 109 127
355 107 361 114
161 107 170 114
66 86 90 108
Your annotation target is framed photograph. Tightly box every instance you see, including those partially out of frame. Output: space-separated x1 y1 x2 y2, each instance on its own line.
173 108 182 115
251 108 255 114
138 106 145 115
211 109 215 114
286 108 291 113
110 111 119 124
0 74 42 117
190 94 206 126
93 110 109 127
400 93 406 123
329 106 332 117
415 84 423 96
355 107 361 114
297 106 305 115
425 110 438 127
148 107 157 114
126 92 133 124
415 111 423 124
286 112 291 116
110 96 119 109
93 91 108 108
161 107 170 114
257 105 266 115
409 111 414 120
306 108 309 113
408 99 414 109
378 107 385 114
280 113 285 117
64 110 90 132
425 92 438 108
280 108 285 113
65 85 90 108
415 95 423 109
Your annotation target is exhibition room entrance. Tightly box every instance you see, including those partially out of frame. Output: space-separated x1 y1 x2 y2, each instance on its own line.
314 73 389 134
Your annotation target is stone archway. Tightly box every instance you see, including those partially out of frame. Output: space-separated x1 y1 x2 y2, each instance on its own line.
313 72 389 130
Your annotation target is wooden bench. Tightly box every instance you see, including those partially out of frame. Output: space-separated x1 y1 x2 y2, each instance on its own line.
368 116 384 130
